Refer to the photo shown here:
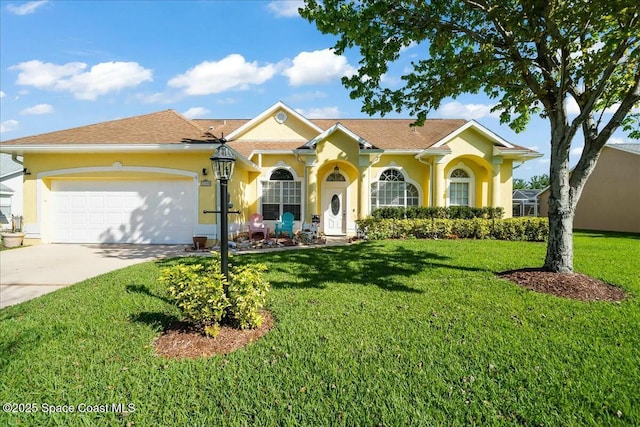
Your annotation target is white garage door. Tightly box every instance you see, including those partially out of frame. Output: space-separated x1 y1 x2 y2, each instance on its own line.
51 179 194 244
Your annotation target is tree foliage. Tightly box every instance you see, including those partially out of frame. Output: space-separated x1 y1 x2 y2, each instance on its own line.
515 174 550 189
302 0 640 272
302 0 639 135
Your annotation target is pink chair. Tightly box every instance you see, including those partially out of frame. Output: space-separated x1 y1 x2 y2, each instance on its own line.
248 213 268 240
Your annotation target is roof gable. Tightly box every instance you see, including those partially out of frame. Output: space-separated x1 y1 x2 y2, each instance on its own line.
431 120 514 149
226 101 323 142
301 123 375 150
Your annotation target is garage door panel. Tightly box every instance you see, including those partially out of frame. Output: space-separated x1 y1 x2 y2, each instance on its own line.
51 179 194 244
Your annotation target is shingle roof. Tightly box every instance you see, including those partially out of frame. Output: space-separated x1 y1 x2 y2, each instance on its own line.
2 110 207 144
311 119 467 150
1 109 535 155
609 143 640 155
198 118 471 154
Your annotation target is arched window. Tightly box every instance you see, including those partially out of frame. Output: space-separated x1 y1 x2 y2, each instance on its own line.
327 170 346 182
448 167 473 206
261 168 301 220
371 168 419 209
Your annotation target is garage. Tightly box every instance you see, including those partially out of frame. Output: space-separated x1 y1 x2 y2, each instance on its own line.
50 179 195 244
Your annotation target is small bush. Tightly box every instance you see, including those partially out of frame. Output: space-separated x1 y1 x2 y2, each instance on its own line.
228 263 270 329
159 263 229 332
159 254 270 333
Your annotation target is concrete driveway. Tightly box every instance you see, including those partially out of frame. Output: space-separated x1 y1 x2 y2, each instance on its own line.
0 244 188 309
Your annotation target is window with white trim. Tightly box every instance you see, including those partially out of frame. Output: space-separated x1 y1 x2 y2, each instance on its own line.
371 169 419 208
261 169 301 220
448 168 471 206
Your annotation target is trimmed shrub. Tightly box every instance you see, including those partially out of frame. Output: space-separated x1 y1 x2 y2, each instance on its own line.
371 206 503 220
228 263 270 329
159 263 229 332
159 254 270 334
356 216 548 242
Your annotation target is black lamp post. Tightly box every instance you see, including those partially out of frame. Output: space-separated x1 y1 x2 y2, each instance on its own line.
209 138 235 279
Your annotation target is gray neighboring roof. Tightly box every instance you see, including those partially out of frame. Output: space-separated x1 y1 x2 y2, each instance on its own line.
0 153 23 178
608 143 640 155
0 183 15 193
513 189 543 200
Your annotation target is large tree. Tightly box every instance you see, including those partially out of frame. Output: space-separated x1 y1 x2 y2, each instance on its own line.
301 0 639 273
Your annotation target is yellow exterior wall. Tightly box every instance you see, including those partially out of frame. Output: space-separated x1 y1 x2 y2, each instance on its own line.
239 113 319 141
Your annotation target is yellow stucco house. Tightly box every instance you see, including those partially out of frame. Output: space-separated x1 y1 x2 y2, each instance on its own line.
0 101 541 244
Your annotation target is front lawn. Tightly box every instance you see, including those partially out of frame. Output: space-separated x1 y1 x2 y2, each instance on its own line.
1 232 638 426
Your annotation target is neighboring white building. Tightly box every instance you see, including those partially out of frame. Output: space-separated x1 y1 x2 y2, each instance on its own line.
0 153 24 228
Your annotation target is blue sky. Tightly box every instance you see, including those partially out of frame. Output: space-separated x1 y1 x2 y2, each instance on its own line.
1 1 636 180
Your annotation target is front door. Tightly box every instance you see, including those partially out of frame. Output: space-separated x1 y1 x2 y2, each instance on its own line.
323 187 346 235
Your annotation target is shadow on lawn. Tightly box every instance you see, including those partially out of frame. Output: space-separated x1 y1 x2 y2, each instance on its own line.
244 241 486 292
155 241 487 293
126 284 179 331
130 311 179 332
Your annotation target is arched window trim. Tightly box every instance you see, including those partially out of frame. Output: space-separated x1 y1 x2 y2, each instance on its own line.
370 167 422 209
446 162 475 207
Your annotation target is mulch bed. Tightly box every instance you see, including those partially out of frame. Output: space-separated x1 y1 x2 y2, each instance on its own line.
154 311 274 359
498 268 627 302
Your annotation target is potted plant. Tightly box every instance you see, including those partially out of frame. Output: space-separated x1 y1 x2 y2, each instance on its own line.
1 215 26 248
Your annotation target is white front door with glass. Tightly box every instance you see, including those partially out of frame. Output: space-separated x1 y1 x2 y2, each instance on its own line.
323 188 346 235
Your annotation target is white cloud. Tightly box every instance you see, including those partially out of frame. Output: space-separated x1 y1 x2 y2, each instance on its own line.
295 106 341 118
21 103 53 115
283 49 356 86
6 0 48 15
267 0 303 17
11 60 86 88
399 41 418 53
0 120 19 133
565 97 628 115
168 54 276 95
571 145 584 156
10 60 153 100
437 101 500 120
0 91 5 98
182 107 211 119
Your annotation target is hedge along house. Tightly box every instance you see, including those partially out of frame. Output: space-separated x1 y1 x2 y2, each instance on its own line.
0 101 541 245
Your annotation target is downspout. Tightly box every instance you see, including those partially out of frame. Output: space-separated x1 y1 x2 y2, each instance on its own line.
11 154 26 175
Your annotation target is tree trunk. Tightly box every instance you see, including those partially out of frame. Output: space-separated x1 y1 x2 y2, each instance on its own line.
544 197 574 273
543 122 576 273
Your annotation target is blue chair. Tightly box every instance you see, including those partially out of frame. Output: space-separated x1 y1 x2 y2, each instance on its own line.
275 212 294 239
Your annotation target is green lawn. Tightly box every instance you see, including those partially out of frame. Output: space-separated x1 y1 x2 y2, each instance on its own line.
1 232 639 426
